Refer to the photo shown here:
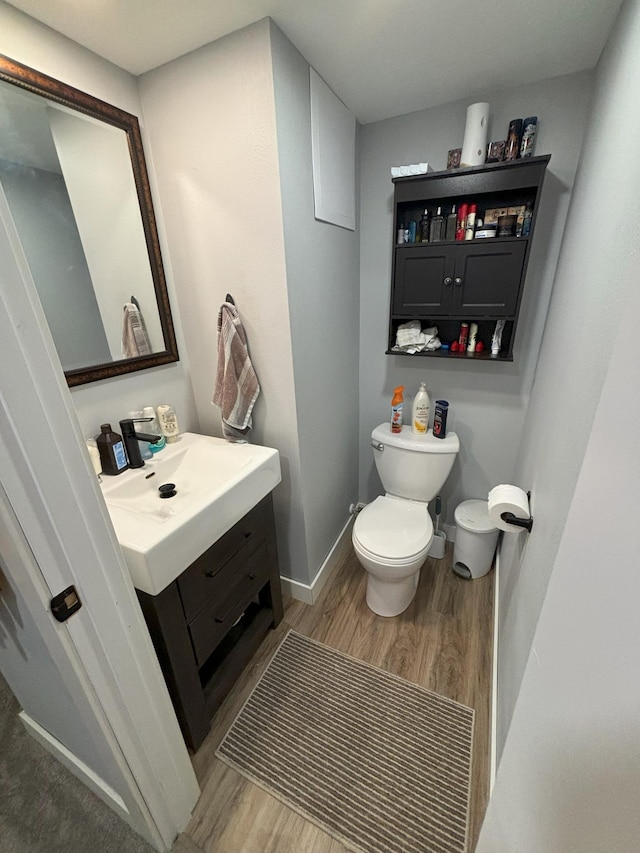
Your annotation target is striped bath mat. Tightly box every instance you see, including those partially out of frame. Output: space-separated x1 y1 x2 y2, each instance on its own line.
216 631 474 853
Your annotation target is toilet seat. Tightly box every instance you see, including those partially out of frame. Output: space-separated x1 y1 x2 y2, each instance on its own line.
353 496 433 561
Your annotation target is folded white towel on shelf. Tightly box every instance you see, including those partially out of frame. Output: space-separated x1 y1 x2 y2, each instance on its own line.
122 302 151 357
212 300 260 441
393 320 440 353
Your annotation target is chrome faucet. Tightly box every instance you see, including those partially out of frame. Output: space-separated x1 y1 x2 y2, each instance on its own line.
118 418 162 469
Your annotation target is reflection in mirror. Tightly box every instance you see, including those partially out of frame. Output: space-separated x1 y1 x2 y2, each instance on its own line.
0 55 178 386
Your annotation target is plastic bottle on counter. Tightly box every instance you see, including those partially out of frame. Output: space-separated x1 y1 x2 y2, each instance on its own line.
411 382 430 436
86 439 102 477
96 424 128 475
157 404 180 443
391 386 405 434
142 406 166 453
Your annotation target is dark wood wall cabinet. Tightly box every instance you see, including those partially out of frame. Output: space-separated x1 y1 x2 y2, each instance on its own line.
137 494 283 751
388 155 551 362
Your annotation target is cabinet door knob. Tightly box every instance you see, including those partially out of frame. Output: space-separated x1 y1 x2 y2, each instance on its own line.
443 276 453 286
454 277 463 286
248 573 257 581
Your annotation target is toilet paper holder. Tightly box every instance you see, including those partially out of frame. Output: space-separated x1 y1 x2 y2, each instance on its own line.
500 491 534 533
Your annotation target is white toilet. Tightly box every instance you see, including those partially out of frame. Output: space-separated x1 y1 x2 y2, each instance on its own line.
353 423 460 617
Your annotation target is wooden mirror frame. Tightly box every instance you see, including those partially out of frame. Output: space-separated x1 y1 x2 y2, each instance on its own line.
0 54 179 386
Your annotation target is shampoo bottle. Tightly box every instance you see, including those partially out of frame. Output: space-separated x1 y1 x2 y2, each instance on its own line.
96 424 128 475
391 386 405 434
411 382 430 435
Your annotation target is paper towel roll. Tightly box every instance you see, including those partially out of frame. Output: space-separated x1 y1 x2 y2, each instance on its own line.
488 484 530 532
461 102 490 167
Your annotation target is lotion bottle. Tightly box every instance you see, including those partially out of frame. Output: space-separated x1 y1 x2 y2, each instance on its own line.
157 404 180 443
411 382 430 435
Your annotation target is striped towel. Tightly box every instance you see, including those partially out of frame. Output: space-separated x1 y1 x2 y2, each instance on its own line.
122 302 151 357
212 301 260 441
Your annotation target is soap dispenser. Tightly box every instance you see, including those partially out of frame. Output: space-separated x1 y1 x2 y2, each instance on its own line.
96 424 128 475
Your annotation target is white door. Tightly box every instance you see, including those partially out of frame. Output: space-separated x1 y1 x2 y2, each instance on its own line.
0 182 198 849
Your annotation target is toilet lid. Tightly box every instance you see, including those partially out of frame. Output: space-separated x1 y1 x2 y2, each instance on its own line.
354 496 433 560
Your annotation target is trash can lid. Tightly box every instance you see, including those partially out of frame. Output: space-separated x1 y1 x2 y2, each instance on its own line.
455 499 497 534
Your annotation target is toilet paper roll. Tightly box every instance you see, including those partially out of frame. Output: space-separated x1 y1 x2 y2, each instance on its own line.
488 484 530 533
461 102 490 167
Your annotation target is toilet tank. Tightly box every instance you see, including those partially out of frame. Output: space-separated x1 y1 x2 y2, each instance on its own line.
371 423 460 502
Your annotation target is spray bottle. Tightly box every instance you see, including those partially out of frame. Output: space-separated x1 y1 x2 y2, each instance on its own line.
391 386 405 434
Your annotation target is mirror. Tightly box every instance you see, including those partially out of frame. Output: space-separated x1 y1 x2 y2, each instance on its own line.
0 55 178 386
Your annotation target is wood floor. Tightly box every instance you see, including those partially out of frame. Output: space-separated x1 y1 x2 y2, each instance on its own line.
184 534 494 853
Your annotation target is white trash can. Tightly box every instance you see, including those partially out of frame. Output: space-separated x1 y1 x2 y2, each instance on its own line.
453 499 499 579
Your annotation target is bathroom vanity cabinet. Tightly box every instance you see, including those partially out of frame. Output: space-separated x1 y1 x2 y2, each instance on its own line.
388 155 550 361
136 494 283 751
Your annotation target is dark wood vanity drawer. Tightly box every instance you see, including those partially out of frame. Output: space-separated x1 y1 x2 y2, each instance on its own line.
188 542 270 667
178 498 270 623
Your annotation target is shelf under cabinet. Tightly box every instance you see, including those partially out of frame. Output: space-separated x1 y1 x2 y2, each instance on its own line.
385 347 513 363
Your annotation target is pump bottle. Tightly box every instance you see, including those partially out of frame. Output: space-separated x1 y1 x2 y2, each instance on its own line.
411 382 430 435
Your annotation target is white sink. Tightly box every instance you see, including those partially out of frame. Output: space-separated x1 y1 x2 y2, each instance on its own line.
100 432 281 596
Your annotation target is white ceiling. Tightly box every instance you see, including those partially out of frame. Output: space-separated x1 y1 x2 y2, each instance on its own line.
6 0 623 124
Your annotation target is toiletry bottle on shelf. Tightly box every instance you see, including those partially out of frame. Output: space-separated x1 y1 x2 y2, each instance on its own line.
458 322 469 350
411 382 430 436
397 222 405 244
456 203 468 241
96 424 128 475
391 386 405 434
521 203 533 236
157 404 180 443
143 406 166 453
465 203 477 240
429 207 444 242
467 323 479 352
520 116 538 158
504 118 523 161
408 220 417 243
418 210 430 242
445 205 457 241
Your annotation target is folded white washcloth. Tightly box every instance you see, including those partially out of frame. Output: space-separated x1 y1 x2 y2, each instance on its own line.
393 321 440 353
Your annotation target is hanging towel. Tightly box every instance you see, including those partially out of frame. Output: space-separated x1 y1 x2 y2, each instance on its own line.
212 300 260 441
122 301 151 357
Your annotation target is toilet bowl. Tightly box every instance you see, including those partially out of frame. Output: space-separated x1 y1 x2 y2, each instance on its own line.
353 424 460 617
353 495 433 616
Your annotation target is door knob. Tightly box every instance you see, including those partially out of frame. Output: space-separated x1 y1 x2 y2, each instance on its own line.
443 276 453 286
454 277 463 286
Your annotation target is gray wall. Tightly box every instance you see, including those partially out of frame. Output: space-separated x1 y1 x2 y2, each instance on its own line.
494 0 640 760
358 71 594 529
270 21 360 579
0 161 110 370
478 11 640 844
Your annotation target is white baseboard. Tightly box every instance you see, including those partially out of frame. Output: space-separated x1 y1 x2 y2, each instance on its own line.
20 711 131 825
490 545 500 792
281 515 353 605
